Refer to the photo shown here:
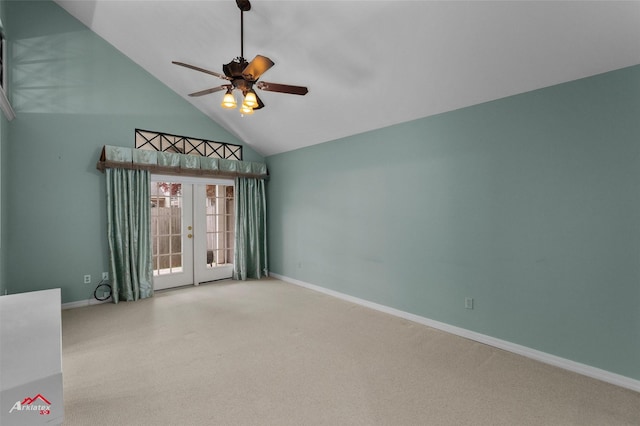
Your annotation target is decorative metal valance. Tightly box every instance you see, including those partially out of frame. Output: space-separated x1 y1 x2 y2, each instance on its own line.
135 129 243 160
96 145 268 179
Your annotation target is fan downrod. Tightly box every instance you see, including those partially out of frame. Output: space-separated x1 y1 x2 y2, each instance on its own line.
237 0 251 61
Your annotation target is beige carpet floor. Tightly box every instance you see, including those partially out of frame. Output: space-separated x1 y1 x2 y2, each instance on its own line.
61 278 640 425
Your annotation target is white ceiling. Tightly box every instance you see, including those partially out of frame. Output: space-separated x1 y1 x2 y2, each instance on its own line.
54 1 640 157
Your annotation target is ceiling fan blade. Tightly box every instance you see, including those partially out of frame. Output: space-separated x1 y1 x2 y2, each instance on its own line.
172 61 231 80
256 81 308 95
188 85 231 97
242 55 274 81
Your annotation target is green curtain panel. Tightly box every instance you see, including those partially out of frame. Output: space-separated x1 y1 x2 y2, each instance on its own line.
234 177 268 280
106 168 153 303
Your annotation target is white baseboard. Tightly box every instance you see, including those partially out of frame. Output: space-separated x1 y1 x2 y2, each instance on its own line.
271 273 640 393
62 297 110 310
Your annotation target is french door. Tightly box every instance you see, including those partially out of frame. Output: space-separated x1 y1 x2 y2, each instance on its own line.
151 176 235 290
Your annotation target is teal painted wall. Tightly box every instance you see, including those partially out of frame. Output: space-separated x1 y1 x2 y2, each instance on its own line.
267 65 640 381
4 0 263 303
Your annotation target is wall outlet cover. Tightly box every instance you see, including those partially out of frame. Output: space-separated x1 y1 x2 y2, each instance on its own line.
465 297 474 309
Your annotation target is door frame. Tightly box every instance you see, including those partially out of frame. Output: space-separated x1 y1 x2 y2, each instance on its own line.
152 174 235 289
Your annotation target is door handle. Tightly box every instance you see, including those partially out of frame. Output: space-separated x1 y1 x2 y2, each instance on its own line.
188 234 193 239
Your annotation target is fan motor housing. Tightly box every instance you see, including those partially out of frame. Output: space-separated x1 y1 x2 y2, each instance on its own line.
233 78 253 92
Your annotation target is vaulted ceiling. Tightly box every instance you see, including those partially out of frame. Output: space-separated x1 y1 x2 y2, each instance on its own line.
54 1 640 157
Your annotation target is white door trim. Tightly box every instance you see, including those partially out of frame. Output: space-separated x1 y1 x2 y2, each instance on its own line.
151 175 235 289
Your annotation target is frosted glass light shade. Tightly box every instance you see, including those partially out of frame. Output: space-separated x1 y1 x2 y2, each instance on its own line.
221 91 237 109
239 104 254 115
243 91 258 108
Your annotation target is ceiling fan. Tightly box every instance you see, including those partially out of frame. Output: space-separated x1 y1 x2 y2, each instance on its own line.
172 0 308 115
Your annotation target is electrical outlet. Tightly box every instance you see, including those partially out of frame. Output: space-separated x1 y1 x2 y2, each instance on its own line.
102 272 109 281
465 297 474 310
84 275 91 284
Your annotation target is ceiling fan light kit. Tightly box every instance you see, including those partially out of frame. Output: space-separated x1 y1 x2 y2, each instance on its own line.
243 91 259 108
221 89 237 109
239 104 255 115
173 0 308 116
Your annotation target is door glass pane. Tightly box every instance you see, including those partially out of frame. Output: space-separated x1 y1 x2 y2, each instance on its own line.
151 182 183 276
205 185 234 268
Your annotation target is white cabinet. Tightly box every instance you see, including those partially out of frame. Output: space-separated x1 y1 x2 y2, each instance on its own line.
0 289 63 425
